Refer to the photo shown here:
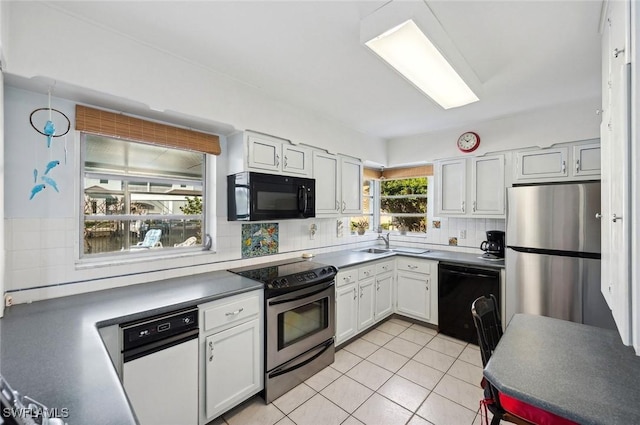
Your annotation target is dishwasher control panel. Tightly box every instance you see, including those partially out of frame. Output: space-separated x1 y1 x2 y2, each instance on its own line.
121 308 198 351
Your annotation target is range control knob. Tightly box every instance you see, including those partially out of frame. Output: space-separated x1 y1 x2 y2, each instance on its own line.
320 268 327 275
183 317 192 324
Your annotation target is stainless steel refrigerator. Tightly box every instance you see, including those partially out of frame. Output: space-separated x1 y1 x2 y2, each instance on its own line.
505 182 617 330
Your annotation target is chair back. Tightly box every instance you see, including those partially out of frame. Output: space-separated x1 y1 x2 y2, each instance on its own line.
471 294 503 368
141 229 162 248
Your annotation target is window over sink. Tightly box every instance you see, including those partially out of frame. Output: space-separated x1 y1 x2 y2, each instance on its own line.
351 176 428 234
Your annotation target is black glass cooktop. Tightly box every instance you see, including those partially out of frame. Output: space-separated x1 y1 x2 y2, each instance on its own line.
229 259 337 295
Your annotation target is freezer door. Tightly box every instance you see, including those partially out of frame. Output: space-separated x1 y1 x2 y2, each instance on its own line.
506 249 583 323
506 249 617 330
506 182 601 254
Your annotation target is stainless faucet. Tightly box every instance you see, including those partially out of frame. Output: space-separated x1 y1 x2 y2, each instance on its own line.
378 232 390 249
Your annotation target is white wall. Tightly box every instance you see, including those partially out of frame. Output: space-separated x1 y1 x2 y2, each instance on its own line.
5 1 386 163
387 98 601 165
3 86 385 303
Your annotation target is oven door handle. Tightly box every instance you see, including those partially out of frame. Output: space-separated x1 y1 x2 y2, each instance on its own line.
268 339 333 379
268 283 333 306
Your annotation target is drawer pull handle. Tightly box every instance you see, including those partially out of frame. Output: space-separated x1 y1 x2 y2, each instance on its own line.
208 341 214 362
226 308 244 317
353 288 356 300
408 265 418 269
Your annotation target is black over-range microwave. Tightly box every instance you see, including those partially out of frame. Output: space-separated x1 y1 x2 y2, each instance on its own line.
227 171 315 221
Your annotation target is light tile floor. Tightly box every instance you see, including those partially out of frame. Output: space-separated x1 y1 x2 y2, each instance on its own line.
217 318 492 425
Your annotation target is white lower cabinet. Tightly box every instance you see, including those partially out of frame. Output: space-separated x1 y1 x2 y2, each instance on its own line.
335 259 396 345
395 258 438 325
199 290 263 424
396 271 431 321
336 283 358 344
357 277 376 331
375 272 394 319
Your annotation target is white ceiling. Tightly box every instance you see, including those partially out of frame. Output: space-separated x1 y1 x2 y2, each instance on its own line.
41 0 603 141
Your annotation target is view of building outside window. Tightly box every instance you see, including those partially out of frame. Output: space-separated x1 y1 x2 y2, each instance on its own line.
82 134 205 256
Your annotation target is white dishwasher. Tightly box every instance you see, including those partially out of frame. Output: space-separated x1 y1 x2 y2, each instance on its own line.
121 308 199 425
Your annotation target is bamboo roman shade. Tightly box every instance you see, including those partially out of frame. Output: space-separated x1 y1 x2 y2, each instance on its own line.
75 105 221 155
364 165 433 180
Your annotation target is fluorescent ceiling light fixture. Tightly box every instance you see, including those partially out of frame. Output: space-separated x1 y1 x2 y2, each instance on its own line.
365 19 479 109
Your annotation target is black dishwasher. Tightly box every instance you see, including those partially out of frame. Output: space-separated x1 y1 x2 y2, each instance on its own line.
438 263 500 344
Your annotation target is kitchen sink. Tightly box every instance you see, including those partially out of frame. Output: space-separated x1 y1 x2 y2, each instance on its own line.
356 248 394 254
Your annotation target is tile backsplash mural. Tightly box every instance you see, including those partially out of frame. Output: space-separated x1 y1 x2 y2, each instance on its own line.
241 223 279 258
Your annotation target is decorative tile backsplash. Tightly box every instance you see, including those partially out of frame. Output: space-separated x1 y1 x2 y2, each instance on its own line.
241 223 279 258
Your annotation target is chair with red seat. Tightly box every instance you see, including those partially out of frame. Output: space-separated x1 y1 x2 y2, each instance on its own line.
471 295 578 425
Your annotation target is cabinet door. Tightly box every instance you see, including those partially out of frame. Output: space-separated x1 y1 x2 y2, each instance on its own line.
357 278 376 331
572 143 601 177
514 148 569 180
313 151 340 215
204 320 261 420
396 271 430 321
336 284 357 345
600 0 631 345
471 155 505 216
282 144 311 176
248 135 281 172
340 156 363 214
375 272 393 320
436 159 466 215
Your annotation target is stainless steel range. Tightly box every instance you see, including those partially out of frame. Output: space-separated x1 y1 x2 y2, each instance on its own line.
231 259 337 402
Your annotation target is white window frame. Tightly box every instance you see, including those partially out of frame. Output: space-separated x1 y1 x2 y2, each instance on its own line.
79 133 208 260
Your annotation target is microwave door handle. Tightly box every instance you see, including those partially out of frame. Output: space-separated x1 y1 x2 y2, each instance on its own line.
298 185 308 213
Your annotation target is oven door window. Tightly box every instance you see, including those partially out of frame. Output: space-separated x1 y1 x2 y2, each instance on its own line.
278 298 329 350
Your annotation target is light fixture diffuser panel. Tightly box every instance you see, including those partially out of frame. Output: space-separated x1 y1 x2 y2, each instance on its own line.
365 19 478 109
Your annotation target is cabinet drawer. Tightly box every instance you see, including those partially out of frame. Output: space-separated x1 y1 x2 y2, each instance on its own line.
397 258 431 274
376 260 395 274
337 269 358 287
202 294 260 334
359 264 376 280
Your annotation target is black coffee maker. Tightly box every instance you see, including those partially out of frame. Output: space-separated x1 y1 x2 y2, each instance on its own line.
480 230 505 258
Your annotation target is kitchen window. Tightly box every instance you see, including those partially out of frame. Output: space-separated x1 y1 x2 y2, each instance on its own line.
81 134 205 257
351 176 428 234
380 177 428 233
350 179 375 233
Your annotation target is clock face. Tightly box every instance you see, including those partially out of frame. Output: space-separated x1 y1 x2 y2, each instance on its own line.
457 132 480 153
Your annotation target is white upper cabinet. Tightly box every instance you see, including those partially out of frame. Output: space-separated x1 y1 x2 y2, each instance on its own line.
513 140 600 183
228 131 311 177
436 159 466 216
573 143 601 177
514 148 569 180
436 155 505 218
247 134 281 172
313 151 363 216
313 151 340 214
340 156 363 215
471 155 505 216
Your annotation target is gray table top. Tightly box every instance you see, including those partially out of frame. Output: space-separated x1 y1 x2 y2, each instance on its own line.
484 314 640 425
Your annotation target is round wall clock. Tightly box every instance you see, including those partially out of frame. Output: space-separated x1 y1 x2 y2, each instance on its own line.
457 131 480 153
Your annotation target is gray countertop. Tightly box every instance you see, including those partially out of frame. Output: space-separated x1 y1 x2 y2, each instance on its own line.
484 314 640 425
313 246 504 270
0 270 262 425
0 245 500 425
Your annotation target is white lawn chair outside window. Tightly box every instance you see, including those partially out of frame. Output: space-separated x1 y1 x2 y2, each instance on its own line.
131 228 163 250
